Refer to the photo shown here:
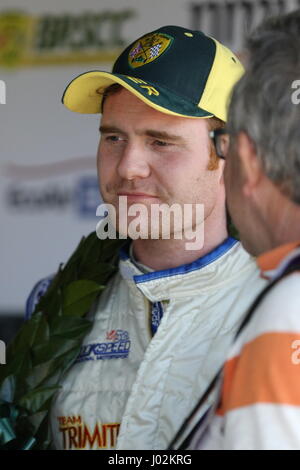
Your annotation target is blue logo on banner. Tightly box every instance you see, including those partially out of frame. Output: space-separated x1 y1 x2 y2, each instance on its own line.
75 176 101 217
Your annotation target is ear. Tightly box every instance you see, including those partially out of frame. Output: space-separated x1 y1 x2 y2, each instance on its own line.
236 131 262 197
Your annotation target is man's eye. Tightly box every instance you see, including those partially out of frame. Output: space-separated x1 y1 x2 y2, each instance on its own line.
154 140 170 147
106 135 123 142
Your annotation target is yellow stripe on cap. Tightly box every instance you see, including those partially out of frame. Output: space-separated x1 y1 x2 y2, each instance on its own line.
198 38 245 122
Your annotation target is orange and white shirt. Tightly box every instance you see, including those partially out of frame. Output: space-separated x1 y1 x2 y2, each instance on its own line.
191 242 300 450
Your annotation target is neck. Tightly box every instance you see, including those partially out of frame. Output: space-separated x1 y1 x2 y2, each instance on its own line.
131 205 228 271
269 200 300 249
256 184 300 253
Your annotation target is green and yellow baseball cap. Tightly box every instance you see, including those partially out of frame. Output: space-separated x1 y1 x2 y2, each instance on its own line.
62 25 244 122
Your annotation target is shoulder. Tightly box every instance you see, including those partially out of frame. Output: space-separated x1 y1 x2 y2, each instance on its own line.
25 274 54 320
218 239 258 274
229 271 300 360
250 271 300 335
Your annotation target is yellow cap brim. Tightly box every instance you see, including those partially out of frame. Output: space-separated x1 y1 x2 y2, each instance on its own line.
62 71 214 119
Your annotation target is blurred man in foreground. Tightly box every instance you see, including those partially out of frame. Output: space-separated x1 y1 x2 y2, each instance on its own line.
183 10 300 450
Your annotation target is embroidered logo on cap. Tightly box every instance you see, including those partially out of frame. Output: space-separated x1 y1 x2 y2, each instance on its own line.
128 32 173 69
126 75 159 96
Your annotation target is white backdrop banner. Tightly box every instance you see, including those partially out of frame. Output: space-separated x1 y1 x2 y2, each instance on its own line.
0 0 299 312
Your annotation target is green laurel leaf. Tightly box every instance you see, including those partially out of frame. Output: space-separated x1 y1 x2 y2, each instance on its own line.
62 280 104 316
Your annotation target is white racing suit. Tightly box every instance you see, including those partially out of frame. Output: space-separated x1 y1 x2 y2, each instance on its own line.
28 237 266 450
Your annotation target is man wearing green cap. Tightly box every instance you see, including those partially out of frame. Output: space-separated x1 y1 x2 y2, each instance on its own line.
27 26 266 450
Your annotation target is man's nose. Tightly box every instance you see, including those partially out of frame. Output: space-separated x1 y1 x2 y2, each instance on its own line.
117 143 151 180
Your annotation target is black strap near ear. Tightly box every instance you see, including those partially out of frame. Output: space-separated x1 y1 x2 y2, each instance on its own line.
168 255 300 450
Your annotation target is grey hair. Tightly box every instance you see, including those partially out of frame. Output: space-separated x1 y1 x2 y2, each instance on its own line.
228 9 300 203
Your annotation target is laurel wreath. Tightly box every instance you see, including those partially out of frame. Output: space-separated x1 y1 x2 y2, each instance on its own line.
0 233 126 450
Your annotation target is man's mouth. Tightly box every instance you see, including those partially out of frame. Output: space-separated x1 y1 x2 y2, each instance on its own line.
117 192 159 199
